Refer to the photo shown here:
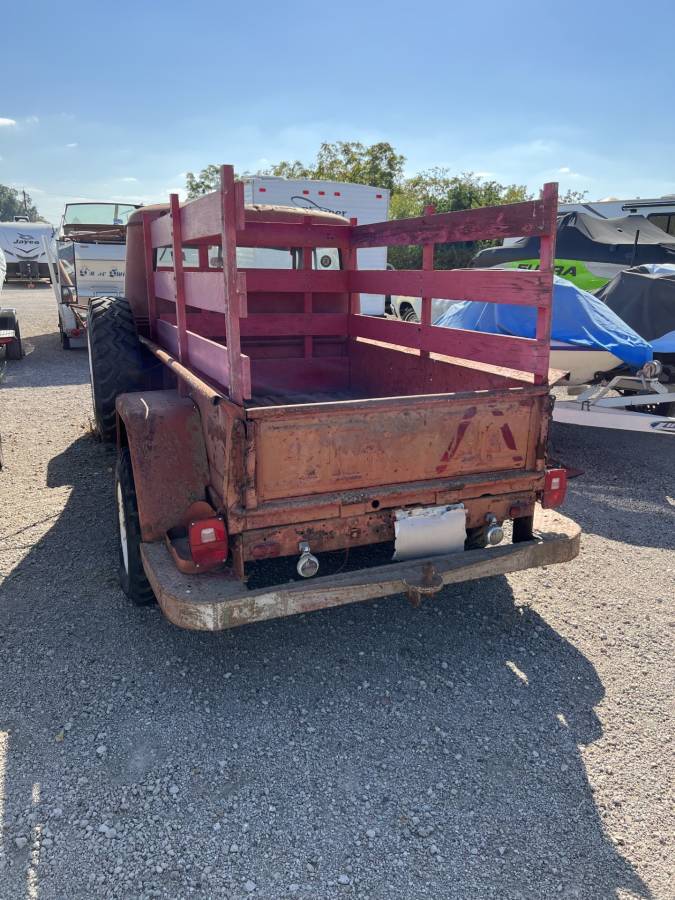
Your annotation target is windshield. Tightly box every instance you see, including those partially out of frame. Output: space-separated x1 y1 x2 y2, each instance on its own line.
63 203 137 226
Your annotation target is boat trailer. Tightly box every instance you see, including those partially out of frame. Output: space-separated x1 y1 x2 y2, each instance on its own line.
553 362 675 434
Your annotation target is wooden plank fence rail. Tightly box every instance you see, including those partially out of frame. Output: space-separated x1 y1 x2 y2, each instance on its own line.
143 168 558 400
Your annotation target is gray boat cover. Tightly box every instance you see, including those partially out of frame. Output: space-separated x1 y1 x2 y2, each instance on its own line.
596 264 675 342
474 213 675 268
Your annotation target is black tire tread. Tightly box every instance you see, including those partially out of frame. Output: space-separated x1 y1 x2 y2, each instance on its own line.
6 323 22 360
88 296 145 442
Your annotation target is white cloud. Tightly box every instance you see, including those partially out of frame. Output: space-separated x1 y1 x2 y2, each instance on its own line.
24 115 39 125
119 176 138 183
0 117 17 127
66 142 78 148
558 166 571 174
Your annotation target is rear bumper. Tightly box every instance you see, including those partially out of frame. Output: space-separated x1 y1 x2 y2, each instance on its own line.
140 507 580 632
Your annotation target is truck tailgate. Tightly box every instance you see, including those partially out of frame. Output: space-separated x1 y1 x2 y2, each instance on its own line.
248 391 543 503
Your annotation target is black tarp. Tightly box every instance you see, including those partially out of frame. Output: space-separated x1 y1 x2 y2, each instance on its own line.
595 265 675 341
473 212 675 268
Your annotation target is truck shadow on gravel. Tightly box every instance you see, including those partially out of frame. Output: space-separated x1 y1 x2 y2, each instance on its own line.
0 331 89 389
0 435 651 900
551 422 675 549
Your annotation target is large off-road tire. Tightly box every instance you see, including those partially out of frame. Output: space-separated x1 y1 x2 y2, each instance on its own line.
115 447 155 606
6 323 22 360
401 305 419 323
87 296 145 442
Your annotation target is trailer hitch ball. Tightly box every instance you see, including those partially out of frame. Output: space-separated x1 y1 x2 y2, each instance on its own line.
297 542 320 578
485 514 504 546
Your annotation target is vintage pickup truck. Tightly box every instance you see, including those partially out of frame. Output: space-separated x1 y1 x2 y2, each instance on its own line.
86 165 579 630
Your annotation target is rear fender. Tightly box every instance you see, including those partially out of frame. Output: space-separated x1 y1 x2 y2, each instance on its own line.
116 390 210 541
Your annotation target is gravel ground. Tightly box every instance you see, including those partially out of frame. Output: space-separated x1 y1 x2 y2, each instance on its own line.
0 285 673 900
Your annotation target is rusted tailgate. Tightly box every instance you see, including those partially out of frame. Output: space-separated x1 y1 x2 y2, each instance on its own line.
247 390 543 503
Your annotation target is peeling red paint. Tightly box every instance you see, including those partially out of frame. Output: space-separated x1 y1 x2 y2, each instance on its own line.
436 420 472 474
501 423 517 450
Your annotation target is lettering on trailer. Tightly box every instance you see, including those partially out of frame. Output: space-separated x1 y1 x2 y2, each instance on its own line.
6 232 41 259
289 195 348 217
517 262 577 278
650 420 675 433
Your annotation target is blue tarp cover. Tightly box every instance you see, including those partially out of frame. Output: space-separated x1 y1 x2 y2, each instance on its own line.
651 330 675 353
434 275 653 369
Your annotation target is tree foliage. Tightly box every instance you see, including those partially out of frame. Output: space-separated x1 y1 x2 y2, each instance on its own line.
264 141 405 194
184 142 579 268
185 164 222 199
0 184 41 222
389 168 531 269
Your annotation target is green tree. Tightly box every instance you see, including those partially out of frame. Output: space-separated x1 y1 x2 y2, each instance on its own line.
185 164 223 199
263 141 405 193
0 184 41 221
185 141 406 199
389 169 531 269
559 188 589 204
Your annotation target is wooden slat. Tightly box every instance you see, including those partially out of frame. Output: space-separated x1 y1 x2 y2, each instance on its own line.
156 319 251 397
159 312 348 338
150 212 172 249
533 182 558 383
420 204 435 359
251 357 349 394
351 199 548 248
160 266 549 308
181 191 222 243
237 221 352 249
221 165 245 404
243 268 349 294
142 214 157 339
350 315 541 372
241 313 348 337
170 193 188 364
349 267 549 306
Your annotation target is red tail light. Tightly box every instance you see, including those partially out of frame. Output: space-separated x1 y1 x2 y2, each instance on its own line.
541 468 567 509
188 516 228 568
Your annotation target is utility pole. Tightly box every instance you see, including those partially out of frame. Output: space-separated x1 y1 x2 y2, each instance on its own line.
22 189 28 215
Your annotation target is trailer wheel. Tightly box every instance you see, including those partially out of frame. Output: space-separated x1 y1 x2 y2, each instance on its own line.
88 296 145 442
6 323 22 360
115 447 155 606
401 305 419 323
60 328 71 350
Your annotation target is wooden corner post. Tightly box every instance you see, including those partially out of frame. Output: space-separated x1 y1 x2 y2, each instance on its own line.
220 165 246 404
535 182 558 385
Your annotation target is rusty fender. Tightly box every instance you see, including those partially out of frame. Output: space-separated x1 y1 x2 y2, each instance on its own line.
140 507 581 631
116 390 210 541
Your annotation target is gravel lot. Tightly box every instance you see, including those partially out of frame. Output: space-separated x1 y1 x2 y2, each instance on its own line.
0 285 673 899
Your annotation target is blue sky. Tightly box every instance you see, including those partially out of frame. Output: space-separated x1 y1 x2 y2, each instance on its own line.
1 0 674 223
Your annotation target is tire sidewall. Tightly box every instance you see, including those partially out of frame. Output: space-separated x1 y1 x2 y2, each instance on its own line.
114 448 154 605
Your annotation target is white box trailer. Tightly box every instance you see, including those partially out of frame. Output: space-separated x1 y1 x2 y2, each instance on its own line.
242 176 391 315
44 201 138 348
0 221 56 281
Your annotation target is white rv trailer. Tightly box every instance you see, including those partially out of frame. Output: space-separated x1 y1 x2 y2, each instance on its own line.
243 176 390 316
0 221 56 281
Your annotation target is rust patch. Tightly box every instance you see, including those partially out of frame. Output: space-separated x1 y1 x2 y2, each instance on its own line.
491 409 504 416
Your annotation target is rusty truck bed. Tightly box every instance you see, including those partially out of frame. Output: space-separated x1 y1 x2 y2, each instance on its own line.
110 166 578 629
